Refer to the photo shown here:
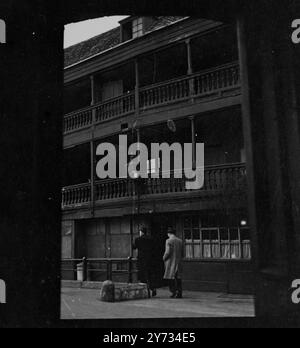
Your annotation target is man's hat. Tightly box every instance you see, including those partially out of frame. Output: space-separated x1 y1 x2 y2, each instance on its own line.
167 227 175 234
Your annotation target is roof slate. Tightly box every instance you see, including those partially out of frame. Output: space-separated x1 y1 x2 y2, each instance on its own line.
64 16 185 67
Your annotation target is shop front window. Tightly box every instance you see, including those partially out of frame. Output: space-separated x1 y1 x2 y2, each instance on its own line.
183 215 251 260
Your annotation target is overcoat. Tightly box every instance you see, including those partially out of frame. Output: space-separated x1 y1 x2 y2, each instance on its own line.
163 235 183 280
133 235 157 287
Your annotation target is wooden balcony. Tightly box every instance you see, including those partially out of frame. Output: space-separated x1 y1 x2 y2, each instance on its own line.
63 62 240 135
62 163 247 210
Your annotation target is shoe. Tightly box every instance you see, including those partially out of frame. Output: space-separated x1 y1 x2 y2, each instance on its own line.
152 290 157 297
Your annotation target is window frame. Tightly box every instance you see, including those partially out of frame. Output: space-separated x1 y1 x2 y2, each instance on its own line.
132 17 144 38
183 215 251 261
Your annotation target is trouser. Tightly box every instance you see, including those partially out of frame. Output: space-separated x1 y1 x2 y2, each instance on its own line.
138 269 156 292
169 273 182 296
144 271 156 298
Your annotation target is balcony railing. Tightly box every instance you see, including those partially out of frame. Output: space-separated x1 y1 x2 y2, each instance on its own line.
62 183 91 206
63 62 240 134
95 92 135 123
64 107 93 133
139 62 240 110
62 163 246 208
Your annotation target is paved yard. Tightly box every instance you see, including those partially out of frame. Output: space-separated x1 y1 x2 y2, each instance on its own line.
61 287 255 319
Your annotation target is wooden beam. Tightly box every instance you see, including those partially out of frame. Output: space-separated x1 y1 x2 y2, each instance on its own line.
186 39 193 75
189 116 196 169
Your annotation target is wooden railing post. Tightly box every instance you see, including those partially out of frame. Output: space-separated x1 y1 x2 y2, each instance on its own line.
190 116 196 170
128 257 133 283
135 59 140 116
107 259 112 281
186 39 195 99
90 75 96 123
82 257 88 282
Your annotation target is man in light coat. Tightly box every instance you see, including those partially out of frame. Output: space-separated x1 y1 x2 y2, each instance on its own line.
163 227 183 298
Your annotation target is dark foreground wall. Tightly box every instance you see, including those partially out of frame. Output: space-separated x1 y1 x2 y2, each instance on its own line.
0 1 64 327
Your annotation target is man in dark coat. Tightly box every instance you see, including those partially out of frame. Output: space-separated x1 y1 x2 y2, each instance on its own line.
133 227 157 297
163 227 183 298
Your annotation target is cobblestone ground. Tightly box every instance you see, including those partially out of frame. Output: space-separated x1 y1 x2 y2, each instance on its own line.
61 287 255 319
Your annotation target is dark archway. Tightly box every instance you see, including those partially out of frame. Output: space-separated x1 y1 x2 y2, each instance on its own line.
0 0 299 327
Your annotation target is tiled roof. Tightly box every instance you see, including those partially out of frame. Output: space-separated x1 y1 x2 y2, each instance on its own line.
64 16 185 68
145 16 184 32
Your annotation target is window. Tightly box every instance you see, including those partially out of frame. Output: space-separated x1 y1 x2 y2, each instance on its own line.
183 216 251 260
0 19 6 44
132 18 143 38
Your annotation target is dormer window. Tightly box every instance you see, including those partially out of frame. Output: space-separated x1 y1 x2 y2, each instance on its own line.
120 17 152 42
132 18 143 38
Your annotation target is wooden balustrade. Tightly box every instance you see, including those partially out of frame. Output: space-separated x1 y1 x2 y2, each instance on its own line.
95 178 135 201
62 163 246 208
142 163 246 195
62 183 91 206
63 63 240 134
193 63 240 96
64 107 93 133
139 77 190 108
95 92 135 123
139 62 240 109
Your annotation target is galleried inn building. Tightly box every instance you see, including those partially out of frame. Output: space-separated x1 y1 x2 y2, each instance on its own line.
61 16 254 294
